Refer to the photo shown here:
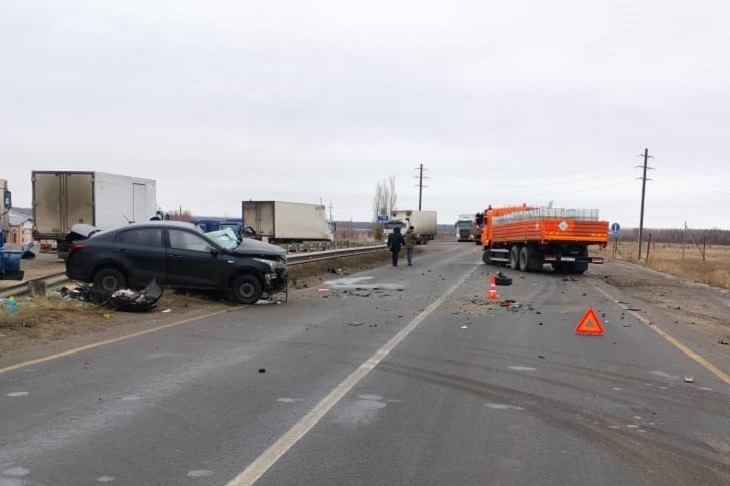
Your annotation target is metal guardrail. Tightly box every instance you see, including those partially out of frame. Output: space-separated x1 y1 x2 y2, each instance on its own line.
0 245 387 298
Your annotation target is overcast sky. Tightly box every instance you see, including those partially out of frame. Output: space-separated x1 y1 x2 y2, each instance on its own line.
2 0 729 230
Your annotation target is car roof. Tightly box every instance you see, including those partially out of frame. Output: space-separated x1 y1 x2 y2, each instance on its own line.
98 220 201 235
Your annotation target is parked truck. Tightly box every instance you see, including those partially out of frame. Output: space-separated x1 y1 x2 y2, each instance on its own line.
32 171 157 256
241 200 334 244
383 209 437 245
455 213 480 243
479 204 608 274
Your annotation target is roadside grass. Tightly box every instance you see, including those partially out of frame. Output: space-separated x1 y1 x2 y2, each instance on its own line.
1 249 394 351
597 242 730 290
0 291 223 337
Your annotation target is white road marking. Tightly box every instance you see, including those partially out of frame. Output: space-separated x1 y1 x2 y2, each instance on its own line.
484 402 525 411
187 470 214 478
509 366 536 372
226 264 479 486
1 468 29 476
276 398 303 403
96 476 115 482
5 392 29 397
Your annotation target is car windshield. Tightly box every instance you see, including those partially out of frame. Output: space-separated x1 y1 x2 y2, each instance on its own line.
204 228 239 250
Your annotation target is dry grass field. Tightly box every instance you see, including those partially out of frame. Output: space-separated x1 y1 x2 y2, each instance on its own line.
596 241 730 290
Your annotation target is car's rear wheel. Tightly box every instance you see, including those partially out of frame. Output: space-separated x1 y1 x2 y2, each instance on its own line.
231 274 263 304
93 268 127 293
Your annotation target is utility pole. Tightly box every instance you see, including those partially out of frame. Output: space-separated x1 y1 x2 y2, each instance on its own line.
636 148 654 260
414 164 428 210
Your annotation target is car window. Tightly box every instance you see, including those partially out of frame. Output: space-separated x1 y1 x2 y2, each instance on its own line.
169 229 215 252
204 228 239 250
116 228 163 247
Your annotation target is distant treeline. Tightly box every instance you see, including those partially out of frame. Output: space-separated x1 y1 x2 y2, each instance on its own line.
618 227 730 245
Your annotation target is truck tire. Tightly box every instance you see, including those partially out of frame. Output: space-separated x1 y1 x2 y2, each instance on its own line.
518 246 530 272
482 248 492 265
509 246 520 270
519 245 542 272
231 274 263 304
92 268 127 294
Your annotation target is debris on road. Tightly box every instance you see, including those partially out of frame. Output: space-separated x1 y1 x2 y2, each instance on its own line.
66 280 164 312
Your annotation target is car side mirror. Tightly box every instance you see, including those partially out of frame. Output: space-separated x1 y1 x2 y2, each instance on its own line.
210 248 219 257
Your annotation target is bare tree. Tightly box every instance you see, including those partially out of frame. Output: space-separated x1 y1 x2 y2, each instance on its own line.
372 175 398 220
372 175 398 240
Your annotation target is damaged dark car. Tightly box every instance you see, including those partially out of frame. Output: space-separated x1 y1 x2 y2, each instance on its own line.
65 221 287 304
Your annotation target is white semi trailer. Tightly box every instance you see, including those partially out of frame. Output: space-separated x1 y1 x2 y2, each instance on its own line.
32 171 157 255
383 209 437 245
241 200 335 244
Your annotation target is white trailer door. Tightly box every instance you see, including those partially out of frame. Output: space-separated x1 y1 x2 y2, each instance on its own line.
132 183 147 223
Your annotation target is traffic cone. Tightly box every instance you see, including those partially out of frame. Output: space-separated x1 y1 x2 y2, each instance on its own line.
487 275 499 300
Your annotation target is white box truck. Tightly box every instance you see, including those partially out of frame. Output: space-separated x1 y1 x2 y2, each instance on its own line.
383 209 437 244
32 171 157 255
241 200 334 244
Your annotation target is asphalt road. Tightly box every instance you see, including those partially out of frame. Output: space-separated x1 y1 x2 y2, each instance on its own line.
1 243 729 485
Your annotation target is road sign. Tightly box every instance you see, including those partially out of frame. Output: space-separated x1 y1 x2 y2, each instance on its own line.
377 215 388 223
610 223 620 233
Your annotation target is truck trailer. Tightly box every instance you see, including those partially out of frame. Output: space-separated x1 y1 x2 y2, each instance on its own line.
241 200 334 244
32 171 157 255
383 209 437 245
479 204 608 274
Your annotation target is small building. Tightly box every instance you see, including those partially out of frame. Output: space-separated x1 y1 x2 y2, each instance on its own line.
8 207 33 248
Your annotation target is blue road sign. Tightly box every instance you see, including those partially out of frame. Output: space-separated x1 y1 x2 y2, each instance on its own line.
378 215 388 222
611 223 620 233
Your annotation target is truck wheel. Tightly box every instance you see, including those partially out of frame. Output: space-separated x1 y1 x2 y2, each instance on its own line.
93 268 127 293
519 246 530 272
508 246 518 269
482 248 492 265
231 274 263 304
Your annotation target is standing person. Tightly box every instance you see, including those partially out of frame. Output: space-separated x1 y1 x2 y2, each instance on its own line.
387 227 406 267
404 225 418 266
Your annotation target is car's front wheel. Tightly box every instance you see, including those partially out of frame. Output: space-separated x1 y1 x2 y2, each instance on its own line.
231 274 263 304
92 268 127 293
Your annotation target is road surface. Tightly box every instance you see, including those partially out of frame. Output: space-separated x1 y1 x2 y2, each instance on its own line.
1 243 729 485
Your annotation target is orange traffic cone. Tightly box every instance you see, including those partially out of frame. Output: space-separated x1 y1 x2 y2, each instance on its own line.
487 275 499 300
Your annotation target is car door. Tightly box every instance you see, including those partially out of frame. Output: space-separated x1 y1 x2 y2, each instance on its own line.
165 228 225 289
113 227 166 287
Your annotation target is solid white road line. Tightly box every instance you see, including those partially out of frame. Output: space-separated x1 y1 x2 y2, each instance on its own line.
227 264 479 486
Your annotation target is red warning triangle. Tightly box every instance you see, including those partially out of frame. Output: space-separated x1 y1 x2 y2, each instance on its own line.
575 308 605 336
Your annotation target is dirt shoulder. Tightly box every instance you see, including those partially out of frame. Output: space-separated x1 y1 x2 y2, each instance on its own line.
589 258 730 344
0 248 404 365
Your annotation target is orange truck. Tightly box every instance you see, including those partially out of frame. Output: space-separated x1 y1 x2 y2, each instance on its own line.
477 204 609 274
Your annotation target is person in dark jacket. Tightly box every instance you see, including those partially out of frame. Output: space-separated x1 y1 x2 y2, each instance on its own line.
387 227 406 267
